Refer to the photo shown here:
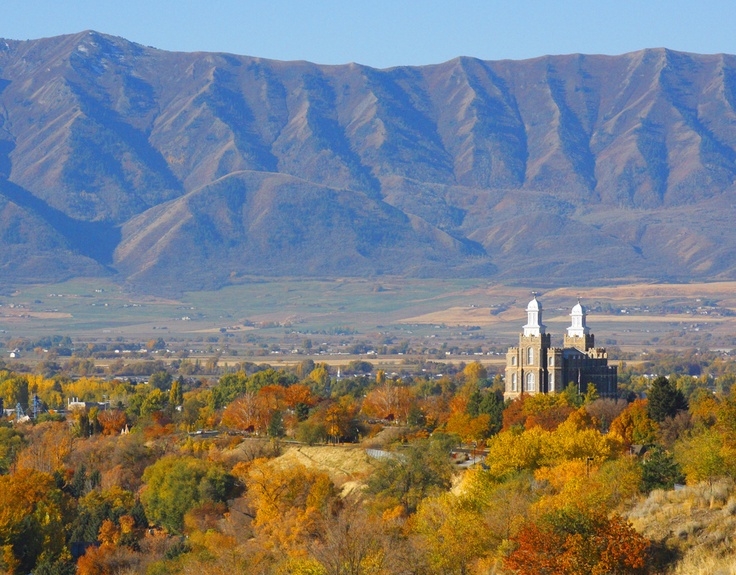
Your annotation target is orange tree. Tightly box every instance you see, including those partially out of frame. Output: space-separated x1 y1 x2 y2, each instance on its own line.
505 509 650 575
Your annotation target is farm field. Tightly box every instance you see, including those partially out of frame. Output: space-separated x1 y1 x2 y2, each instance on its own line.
0 278 734 358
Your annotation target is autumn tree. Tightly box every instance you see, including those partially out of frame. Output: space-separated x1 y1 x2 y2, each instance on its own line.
15 421 72 473
69 486 141 547
361 383 414 423
467 470 537 545
0 469 71 574
283 384 315 410
413 493 493 574
309 502 387 575
674 428 731 483
98 409 127 435
506 510 650 575
609 399 659 446
445 412 491 442
246 459 338 550
462 361 488 387
222 391 271 434
0 376 29 411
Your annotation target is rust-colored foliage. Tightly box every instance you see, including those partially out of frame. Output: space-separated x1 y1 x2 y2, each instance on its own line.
610 399 658 446
506 511 650 575
362 383 414 423
502 396 528 430
98 410 127 435
222 392 271 434
283 384 316 408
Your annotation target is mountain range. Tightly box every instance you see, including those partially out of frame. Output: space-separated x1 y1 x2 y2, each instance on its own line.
2 31 736 293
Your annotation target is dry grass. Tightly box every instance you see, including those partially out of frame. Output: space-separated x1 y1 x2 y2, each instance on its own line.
546 281 736 301
627 480 736 573
668 551 736 575
270 445 377 492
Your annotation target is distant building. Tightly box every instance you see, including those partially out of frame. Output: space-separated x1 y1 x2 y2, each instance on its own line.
505 295 617 399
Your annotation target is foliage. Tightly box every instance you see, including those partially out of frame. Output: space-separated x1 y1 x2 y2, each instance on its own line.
640 447 685 492
246 459 338 550
141 455 235 533
412 493 493 574
366 438 454 513
610 399 659 446
0 427 25 473
484 413 621 480
647 376 688 423
361 383 414 424
506 509 650 575
0 469 71 574
149 370 173 391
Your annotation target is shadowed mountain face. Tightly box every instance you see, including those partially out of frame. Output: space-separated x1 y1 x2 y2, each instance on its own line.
1 31 736 292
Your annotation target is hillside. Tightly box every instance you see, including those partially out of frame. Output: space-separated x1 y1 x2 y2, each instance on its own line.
2 32 736 292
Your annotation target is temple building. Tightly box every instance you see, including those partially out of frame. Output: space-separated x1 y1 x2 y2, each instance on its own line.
504 295 617 399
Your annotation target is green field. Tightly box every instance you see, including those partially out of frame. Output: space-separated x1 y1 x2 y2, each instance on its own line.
1 278 735 357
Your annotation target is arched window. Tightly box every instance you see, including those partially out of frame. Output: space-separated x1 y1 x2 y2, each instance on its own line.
549 372 555 392
527 347 534 365
526 372 535 391
511 373 518 391
511 356 517 366
549 355 554 366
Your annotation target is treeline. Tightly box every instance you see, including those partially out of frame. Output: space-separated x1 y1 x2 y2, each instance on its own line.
1 360 736 573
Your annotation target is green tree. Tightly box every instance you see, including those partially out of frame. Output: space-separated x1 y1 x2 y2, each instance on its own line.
169 378 183 407
267 410 285 438
647 376 688 422
366 437 454 513
675 428 730 483
479 389 505 436
141 455 234 533
640 446 685 492
140 389 166 418
0 427 25 473
149 371 173 391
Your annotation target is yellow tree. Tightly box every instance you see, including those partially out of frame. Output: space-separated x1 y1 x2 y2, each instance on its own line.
15 422 72 473
0 469 70 574
445 412 491 442
484 427 548 478
247 459 338 552
462 361 488 386
412 493 493 574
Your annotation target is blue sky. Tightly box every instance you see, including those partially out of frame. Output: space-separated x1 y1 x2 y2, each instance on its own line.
2 1 735 68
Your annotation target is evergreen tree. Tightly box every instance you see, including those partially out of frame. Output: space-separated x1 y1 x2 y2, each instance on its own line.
479 390 505 436
647 376 688 422
640 447 685 492
467 389 483 417
268 410 285 438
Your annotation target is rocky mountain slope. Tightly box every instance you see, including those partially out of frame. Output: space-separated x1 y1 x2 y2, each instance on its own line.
1 31 736 292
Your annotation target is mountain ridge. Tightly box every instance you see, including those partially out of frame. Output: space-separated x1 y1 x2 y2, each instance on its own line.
1 31 736 293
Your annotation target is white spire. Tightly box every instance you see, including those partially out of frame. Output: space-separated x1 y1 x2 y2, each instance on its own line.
567 298 590 337
523 293 546 336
